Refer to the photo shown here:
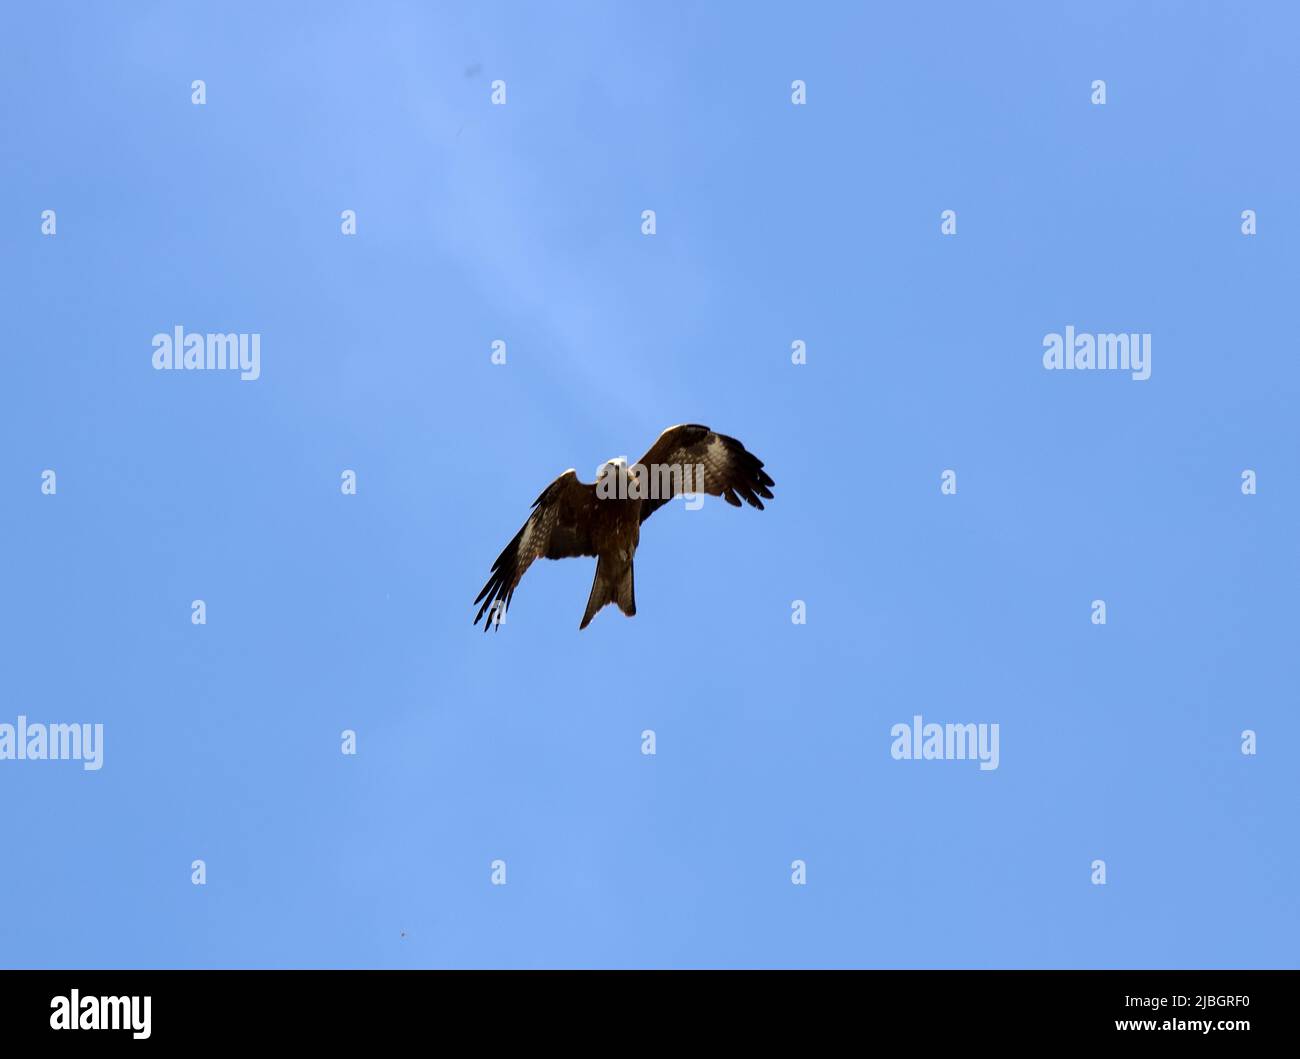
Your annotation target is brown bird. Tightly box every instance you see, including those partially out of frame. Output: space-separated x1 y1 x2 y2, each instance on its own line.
473 424 774 631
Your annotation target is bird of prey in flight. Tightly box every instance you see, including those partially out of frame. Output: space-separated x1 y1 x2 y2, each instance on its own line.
473 424 775 631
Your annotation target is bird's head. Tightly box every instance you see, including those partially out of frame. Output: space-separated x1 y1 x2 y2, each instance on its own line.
596 457 630 497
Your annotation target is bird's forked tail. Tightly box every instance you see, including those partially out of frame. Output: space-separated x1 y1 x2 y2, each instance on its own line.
579 558 636 630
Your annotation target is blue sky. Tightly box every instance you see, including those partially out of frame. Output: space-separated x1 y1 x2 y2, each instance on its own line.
1 1 1296 968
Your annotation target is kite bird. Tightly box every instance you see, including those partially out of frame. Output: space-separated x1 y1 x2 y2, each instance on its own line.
473 424 775 631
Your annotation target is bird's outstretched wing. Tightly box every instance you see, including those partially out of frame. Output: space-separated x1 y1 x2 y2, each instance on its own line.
473 470 598 630
636 424 774 523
